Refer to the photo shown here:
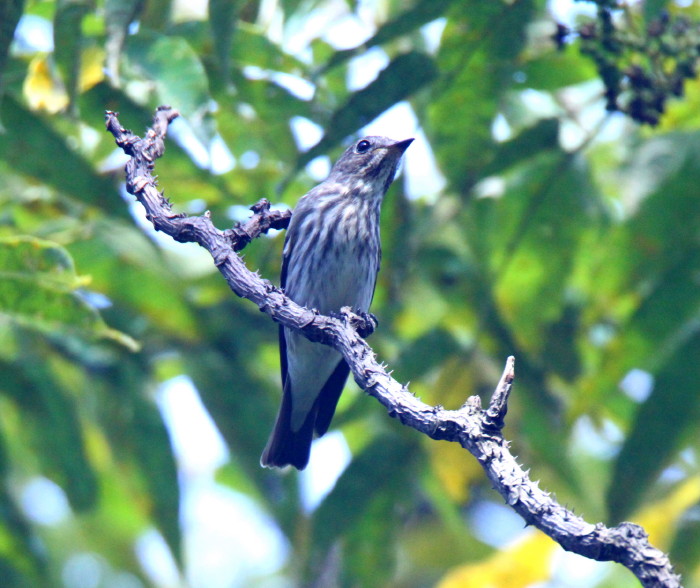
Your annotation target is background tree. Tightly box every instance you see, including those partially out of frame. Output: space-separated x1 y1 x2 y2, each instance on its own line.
2 0 700 587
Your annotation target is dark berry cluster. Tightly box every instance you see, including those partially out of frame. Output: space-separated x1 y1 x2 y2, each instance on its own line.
555 2 700 125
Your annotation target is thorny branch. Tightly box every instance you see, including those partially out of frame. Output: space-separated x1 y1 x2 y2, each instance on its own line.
105 106 681 588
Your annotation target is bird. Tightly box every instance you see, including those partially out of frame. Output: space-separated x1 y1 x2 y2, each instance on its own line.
261 135 414 469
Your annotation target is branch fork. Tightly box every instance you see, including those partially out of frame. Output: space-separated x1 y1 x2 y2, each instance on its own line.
105 107 681 588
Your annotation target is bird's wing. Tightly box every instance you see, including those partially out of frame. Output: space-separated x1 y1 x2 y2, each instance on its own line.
370 242 381 306
279 234 291 390
313 359 351 436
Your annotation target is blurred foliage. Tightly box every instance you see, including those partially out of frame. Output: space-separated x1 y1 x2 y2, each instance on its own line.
2 0 700 586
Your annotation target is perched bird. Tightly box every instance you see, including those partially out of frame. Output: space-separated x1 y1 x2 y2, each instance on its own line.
261 135 413 469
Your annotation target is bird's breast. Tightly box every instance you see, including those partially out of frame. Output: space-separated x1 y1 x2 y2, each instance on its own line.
306 236 379 313
285 197 381 314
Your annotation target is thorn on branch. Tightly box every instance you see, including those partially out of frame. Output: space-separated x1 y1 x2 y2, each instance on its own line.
461 395 480 410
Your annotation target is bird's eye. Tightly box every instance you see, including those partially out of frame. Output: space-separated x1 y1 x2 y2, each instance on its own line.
356 139 372 153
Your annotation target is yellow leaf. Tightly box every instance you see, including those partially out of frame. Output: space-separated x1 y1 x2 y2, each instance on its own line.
438 531 555 588
428 439 483 503
79 45 105 92
658 77 700 130
83 422 114 470
437 477 700 588
23 55 69 113
635 475 700 549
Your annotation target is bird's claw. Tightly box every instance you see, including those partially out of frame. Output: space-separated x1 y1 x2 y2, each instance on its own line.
357 310 378 335
335 307 378 338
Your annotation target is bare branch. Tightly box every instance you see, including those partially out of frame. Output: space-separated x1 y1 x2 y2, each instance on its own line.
227 198 292 252
105 107 681 588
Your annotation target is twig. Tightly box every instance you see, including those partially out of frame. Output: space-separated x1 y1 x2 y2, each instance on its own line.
483 355 514 431
105 107 681 588
227 198 292 252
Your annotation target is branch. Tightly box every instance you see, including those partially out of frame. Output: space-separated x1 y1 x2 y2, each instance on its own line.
105 106 681 588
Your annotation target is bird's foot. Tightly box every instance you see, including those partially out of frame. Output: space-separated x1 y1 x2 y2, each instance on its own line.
336 307 378 338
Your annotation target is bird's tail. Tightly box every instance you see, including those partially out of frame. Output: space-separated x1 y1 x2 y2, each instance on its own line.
260 384 315 470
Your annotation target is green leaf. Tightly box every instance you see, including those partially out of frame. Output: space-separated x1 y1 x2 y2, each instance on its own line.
182 303 290 468
132 392 182 561
0 557 33 588
520 51 597 91
466 152 604 491
124 32 212 142
0 0 24 99
93 357 183 562
643 0 669 22
478 152 602 350
230 23 307 73
139 0 173 30
310 434 416 586
0 423 46 583
599 134 700 521
0 236 137 348
1 353 98 511
670 505 700 578
426 0 535 193
104 0 146 84
479 119 560 179
340 489 399 588
68 222 199 340
298 51 438 169
0 235 83 291
224 73 311 159
53 0 90 113
209 0 239 84
393 328 460 382
319 0 452 74
606 331 700 522
0 96 124 216
583 132 700 402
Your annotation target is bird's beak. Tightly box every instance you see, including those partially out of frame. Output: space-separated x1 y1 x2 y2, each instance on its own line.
390 138 414 155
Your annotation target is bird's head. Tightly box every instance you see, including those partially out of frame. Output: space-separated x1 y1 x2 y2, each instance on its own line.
329 136 414 195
